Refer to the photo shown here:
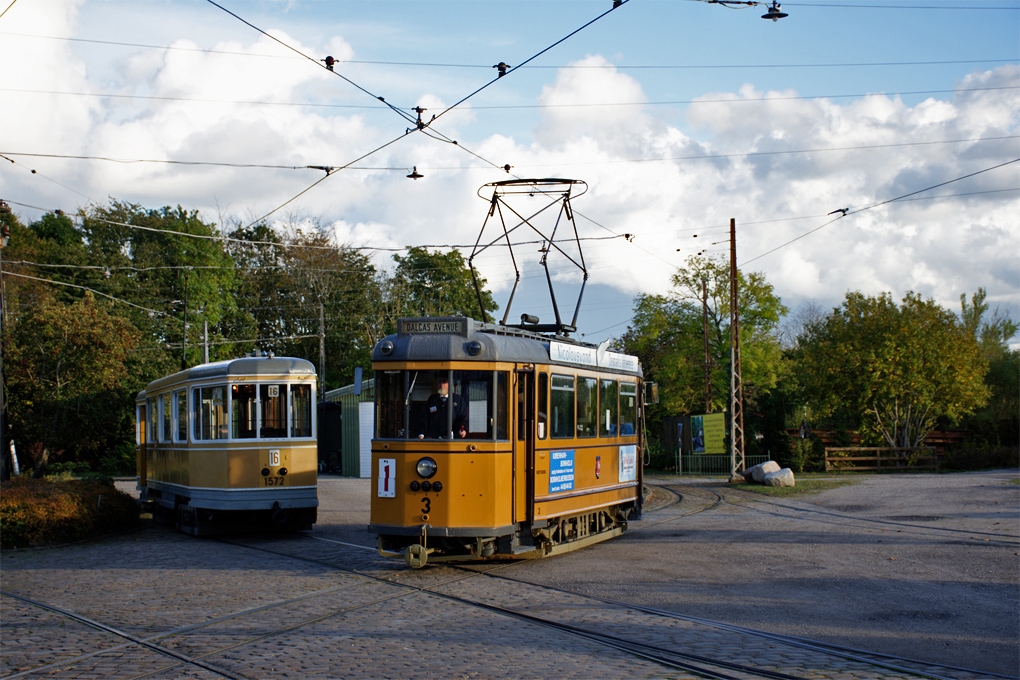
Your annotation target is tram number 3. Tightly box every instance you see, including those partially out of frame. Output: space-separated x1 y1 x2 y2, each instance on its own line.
264 477 285 486
421 497 431 514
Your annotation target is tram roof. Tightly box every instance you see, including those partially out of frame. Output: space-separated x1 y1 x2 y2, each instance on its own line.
141 355 316 395
372 317 642 377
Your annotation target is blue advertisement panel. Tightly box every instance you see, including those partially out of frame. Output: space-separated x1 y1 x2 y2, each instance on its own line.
549 450 575 493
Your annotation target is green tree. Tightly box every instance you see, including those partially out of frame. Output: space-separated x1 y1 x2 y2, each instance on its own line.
621 255 787 419
389 247 498 322
959 288 1018 446
796 291 989 448
5 292 140 475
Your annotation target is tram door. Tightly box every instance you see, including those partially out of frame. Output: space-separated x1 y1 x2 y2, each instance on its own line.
514 366 536 525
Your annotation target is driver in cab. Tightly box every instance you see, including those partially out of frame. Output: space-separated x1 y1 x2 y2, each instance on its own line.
419 375 467 439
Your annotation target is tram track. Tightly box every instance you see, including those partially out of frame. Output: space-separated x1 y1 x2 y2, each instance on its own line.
713 485 1020 547
3 481 1012 680
3 528 1007 680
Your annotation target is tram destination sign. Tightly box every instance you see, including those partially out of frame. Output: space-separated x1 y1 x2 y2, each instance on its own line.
398 317 468 336
549 341 640 373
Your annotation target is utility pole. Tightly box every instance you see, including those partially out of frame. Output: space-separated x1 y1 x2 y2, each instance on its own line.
729 218 746 482
702 277 712 413
181 269 189 372
0 201 9 481
203 320 209 365
319 302 326 402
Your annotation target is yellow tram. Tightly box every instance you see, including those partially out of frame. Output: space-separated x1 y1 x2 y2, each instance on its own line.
369 317 647 568
135 354 318 535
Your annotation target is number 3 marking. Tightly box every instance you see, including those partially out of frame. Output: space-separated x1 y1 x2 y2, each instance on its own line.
421 497 431 514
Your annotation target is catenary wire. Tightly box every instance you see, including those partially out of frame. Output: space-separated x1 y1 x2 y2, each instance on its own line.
4 134 1015 172
429 0 631 126
1 271 169 316
203 0 417 126
4 85 1016 113
2 33 1015 70
740 157 1020 266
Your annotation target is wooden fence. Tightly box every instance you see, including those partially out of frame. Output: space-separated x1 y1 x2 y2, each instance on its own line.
824 447 938 472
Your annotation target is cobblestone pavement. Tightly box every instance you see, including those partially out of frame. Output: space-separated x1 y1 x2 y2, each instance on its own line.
1 473 1017 679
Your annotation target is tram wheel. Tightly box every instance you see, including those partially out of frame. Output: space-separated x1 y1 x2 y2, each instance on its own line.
405 544 430 569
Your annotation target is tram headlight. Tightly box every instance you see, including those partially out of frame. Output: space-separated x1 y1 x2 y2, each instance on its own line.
416 457 438 479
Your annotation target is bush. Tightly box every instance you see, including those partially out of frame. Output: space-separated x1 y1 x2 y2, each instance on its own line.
644 438 676 472
0 477 140 549
942 445 1020 471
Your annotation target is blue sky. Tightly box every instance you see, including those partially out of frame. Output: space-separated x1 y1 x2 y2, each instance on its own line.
1 0 1018 341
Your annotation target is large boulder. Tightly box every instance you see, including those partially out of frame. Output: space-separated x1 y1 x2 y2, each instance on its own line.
764 467 796 487
744 460 781 483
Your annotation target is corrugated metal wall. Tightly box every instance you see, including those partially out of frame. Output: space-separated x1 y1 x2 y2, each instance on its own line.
324 378 374 477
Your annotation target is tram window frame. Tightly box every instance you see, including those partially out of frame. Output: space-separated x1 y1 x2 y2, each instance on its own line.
194 385 228 440
147 397 158 444
576 376 598 438
160 394 172 443
231 384 258 439
375 370 406 439
550 374 575 439
620 382 638 437
538 373 548 440
174 390 188 442
290 384 313 438
599 379 619 437
259 384 287 439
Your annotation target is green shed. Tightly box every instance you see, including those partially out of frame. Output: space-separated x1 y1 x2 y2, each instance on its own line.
324 378 374 478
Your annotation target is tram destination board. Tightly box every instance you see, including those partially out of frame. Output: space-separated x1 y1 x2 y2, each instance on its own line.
398 317 468 336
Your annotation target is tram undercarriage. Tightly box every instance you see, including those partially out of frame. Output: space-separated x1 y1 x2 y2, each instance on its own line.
377 502 637 569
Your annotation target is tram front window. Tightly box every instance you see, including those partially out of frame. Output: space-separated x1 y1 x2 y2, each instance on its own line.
376 370 508 440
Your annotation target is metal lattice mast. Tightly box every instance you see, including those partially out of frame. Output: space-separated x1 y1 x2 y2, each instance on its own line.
729 218 746 481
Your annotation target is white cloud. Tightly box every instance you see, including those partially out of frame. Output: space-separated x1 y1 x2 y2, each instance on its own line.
2 2 1017 338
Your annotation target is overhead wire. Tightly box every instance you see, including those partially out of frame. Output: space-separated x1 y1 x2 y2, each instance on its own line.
2 270 169 316
3 134 1015 173
740 157 1020 266
0 0 17 20
429 0 631 126
203 0 417 126
2 32 1015 70
5 85 1016 113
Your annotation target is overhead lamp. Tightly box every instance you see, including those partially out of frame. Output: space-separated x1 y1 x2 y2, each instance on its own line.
407 166 423 180
761 1 788 21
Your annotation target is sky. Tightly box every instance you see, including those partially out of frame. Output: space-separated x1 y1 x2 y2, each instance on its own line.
1 0 1018 344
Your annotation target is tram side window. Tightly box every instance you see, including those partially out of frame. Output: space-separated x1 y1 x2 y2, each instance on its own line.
550 374 575 438
175 390 187 442
576 377 597 438
147 397 158 444
160 395 172 443
376 370 406 438
599 379 619 437
453 370 500 440
232 384 258 439
195 386 228 440
538 373 548 440
496 371 509 440
291 384 312 437
620 382 637 436
260 384 287 438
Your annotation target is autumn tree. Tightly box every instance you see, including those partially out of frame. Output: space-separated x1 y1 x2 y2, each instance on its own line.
796 291 989 448
5 292 140 475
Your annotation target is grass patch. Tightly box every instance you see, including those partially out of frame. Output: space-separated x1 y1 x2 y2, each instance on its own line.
732 476 858 497
1 477 140 549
